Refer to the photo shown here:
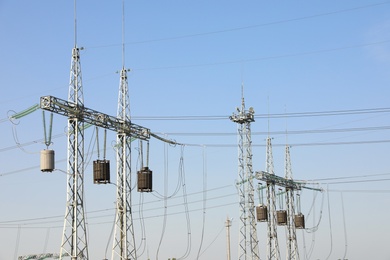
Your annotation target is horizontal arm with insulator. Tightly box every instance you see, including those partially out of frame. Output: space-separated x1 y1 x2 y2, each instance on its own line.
255 171 324 192
40 95 150 140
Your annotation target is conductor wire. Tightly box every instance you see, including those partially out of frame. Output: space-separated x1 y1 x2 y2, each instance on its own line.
196 146 207 259
341 192 348 259
177 146 192 260
325 187 333 260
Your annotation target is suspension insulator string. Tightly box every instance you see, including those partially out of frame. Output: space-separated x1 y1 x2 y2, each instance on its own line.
42 111 54 149
103 128 107 160
95 126 100 159
48 112 53 146
140 140 144 168
146 141 150 168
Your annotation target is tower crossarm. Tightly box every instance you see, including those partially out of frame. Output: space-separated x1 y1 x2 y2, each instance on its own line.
255 171 323 192
18 253 69 260
40 95 150 140
255 171 301 190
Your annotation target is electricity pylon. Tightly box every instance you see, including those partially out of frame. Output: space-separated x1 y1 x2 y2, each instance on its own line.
111 68 137 260
60 46 89 260
112 0 137 257
285 145 299 260
230 85 259 260
265 137 280 260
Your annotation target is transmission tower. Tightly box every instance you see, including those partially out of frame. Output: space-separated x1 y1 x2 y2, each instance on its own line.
230 85 259 260
111 0 137 257
111 68 137 260
285 145 299 260
265 137 280 260
59 45 89 260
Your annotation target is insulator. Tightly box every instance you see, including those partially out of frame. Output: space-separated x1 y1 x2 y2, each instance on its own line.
93 159 110 184
276 210 287 225
40 149 55 172
256 205 268 222
137 166 152 192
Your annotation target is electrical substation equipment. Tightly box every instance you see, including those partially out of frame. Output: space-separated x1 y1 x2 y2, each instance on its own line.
40 111 55 172
137 166 153 192
93 160 110 184
295 213 305 229
40 149 55 172
137 141 153 192
295 192 305 229
276 210 287 226
256 205 268 222
93 127 110 184
256 183 268 222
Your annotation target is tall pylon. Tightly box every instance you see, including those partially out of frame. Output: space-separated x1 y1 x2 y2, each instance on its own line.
285 145 299 260
112 68 137 260
265 137 280 260
230 85 259 260
60 1 88 258
112 0 137 258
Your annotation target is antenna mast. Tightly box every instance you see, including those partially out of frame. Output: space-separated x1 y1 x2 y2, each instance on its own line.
230 84 259 260
112 0 137 259
60 0 89 258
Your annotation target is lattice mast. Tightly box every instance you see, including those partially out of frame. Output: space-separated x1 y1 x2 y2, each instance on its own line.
230 85 259 260
60 1 88 259
265 137 280 260
285 145 299 260
112 0 137 258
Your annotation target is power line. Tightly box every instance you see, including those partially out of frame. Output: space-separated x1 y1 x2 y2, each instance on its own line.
323 178 390 185
132 107 390 121
1 139 390 178
3 104 390 124
159 125 390 137
131 39 390 71
306 172 390 182
86 1 390 49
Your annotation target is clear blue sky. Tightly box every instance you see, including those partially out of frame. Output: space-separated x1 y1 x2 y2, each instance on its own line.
1 1 390 259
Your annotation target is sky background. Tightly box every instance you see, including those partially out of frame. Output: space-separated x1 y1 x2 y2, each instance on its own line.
1 0 390 259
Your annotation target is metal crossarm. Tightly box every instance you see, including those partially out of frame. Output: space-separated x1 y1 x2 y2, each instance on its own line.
255 171 302 190
40 95 150 140
18 253 69 260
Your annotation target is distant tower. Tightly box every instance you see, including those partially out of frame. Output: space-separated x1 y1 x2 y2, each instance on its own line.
226 217 232 260
285 145 299 260
60 2 89 259
265 137 280 260
112 0 137 259
230 85 259 260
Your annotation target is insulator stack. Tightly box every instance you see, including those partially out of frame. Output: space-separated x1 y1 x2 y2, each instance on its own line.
276 210 287 225
295 213 305 229
137 166 152 192
40 149 55 172
93 159 110 184
256 205 268 222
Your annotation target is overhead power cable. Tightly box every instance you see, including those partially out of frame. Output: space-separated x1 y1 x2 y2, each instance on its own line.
1 124 390 157
86 1 390 48
3 105 390 123
159 125 390 137
132 107 390 121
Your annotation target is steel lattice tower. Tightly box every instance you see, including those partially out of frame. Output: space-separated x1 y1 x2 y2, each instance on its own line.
112 68 137 260
285 145 299 260
60 46 89 260
230 86 259 260
265 137 280 260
